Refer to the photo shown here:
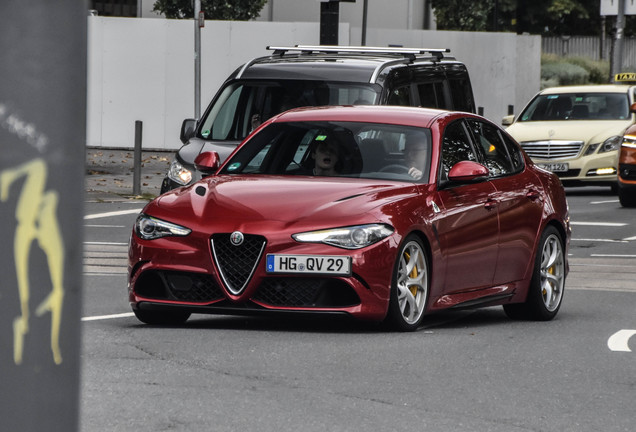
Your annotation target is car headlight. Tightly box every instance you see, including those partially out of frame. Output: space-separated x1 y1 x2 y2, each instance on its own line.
135 214 191 240
598 136 622 153
293 224 394 249
622 134 636 149
167 159 193 185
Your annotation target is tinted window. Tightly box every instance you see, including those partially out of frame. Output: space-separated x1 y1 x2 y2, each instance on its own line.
387 86 412 106
198 81 381 142
465 119 514 177
440 120 477 182
417 81 448 109
448 77 475 112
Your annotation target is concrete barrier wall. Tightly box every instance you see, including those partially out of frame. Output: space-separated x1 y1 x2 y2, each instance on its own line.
87 17 540 150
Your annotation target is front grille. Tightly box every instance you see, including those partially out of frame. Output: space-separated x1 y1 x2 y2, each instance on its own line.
520 140 583 160
135 270 224 303
212 233 266 295
252 278 360 308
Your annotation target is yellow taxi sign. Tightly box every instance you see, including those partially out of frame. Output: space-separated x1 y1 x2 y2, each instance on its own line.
615 72 636 83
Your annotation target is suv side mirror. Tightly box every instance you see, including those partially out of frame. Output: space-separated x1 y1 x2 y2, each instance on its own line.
501 114 514 126
448 160 489 183
180 118 197 143
194 151 220 175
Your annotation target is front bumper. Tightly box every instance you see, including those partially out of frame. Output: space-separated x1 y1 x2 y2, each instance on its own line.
533 151 618 185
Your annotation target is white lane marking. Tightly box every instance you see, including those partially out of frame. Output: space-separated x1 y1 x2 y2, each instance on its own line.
571 238 628 243
570 222 627 227
608 330 636 352
84 208 143 220
591 254 636 258
590 199 619 204
84 241 128 246
82 312 135 322
624 235 636 241
85 224 126 228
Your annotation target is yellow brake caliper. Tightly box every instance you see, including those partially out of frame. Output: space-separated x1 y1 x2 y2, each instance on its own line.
405 251 419 297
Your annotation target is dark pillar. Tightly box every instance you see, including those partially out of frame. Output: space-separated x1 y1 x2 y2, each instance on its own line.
320 0 340 45
0 0 85 430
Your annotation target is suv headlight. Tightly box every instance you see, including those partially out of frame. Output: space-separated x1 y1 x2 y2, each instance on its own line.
293 224 394 249
598 136 622 153
167 159 193 185
135 214 191 240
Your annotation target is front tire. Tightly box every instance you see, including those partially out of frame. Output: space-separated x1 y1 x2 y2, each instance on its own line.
618 184 636 207
504 226 565 321
133 308 191 325
386 235 429 331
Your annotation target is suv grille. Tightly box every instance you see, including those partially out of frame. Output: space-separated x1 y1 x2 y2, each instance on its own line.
212 233 266 295
520 140 583 160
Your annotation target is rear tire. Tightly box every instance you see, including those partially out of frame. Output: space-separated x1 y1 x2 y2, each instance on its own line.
385 235 429 331
133 308 191 325
504 226 565 321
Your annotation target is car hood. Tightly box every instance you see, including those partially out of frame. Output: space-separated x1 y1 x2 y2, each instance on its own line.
150 176 420 230
506 120 632 144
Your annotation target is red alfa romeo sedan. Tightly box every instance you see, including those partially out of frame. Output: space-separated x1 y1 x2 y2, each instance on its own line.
128 105 570 331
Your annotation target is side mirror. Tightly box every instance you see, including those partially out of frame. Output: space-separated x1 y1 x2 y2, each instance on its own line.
194 151 220 175
448 160 489 183
501 114 514 126
630 102 636 114
180 118 197 143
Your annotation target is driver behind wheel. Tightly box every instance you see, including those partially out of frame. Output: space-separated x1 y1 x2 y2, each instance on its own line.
404 131 429 180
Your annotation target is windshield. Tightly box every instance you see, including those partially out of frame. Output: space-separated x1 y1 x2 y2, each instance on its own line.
219 121 432 183
518 92 630 121
198 80 381 142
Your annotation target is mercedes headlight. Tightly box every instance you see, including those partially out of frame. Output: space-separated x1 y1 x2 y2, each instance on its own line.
167 159 193 185
598 136 622 153
135 214 191 240
293 224 394 249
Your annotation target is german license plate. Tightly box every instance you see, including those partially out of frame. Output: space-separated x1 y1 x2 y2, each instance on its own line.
537 163 569 172
266 254 351 276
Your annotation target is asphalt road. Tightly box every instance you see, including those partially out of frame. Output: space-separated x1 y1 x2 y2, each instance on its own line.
80 186 636 432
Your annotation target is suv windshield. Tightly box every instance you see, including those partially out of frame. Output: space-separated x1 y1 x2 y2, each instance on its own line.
198 80 381 142
518 93 630 122
220 121 432 183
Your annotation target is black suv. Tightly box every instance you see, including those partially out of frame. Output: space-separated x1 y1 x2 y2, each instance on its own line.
161 45 475 192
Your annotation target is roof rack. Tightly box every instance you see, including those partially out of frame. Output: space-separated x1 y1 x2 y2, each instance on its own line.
266 45 450 61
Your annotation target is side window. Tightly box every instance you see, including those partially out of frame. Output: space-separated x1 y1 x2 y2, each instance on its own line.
448 78 474 113
500 133 525 172
387 86 412 106
465 119 514 177
440 120 478 182
417 81 447 109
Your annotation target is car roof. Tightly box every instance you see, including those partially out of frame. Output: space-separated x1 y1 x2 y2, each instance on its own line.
271 105 463 128
234 45 463 83
540 84 636 94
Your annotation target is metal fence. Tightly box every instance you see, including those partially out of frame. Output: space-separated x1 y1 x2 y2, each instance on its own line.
542 35 636 70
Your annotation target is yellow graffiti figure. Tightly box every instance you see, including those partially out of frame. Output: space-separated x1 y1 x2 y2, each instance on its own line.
1 158 64 365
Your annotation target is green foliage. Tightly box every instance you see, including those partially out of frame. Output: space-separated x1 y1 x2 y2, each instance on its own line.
564 56 610 84
541 62 588 88
539 53 612 88
153 0 267 20
431 0 603 35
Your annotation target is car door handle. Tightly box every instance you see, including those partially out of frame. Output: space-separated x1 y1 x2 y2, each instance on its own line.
526 189 542 201
484 198 497 211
